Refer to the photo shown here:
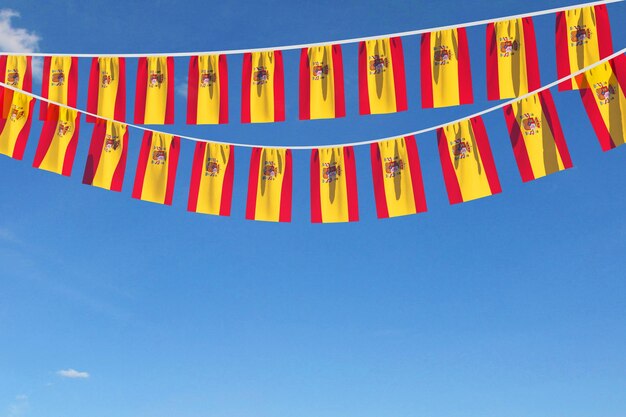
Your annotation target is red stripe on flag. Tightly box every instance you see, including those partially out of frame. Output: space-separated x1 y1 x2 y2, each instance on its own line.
23 56 32 93
523 17 541 92
344 146 359 222
273 51 285 122
67 57 78 109
485 23 501 101
134 58 148 124
218 55 229 124
86 58 99 123
110 129 128 192
3 98 34 160
471 116 501 195
437 128 464 205
115 58 127 122
555 11 572 91
358 42 371 115
82 121 106 185
580 85 615 151
186 56 199 125
0 56 6 117
457 28 474 105
187 141 205 212
163 136 179 205
131 131 152 199
279 149 292 222
420 33 434 109
310 149 322 223
39 57 51 120
245 147 261 219
333 45 346 118
503 104 536 182
33 118 55 168
595 5 614 59
405 136 428 213
299 48 311 121
220 145 235 216
390 37 408 112
164 57 175 124
370 143 389 219
241 53 252 124
61 114 80 177
539 90 573 169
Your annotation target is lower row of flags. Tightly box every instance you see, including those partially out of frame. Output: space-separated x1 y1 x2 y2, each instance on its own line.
0 55 624 223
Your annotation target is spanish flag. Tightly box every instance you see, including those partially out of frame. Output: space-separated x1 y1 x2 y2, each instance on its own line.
370 136 427 219
132 131 180 205
241 51 285 123
33 106 80 176
246 148 292 222
188 142 234 216
86 57 126 122
503 90 573 182
82 121 128 192
421 28 473 108
0 55 32 118
300 45 345 120
437 116 501 204
486 17 541 100
187 55 228 125
310 146 358 223
0 92 35 160
134 56 175 124
40 56 78 121
358 37 407 115
579 54 626 151
556 5 613 91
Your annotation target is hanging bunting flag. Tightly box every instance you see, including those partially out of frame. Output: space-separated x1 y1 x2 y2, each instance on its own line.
358 37 407 115
134 56 175 124
486 17 541 100
299 45 345 120
86 57 126 123
370 136 427 218
246 148 292 222
241 51 285 123
556 5 613 91
132 131 180 205
0 55 32 119
33 106 80 176
188 142 234 216
40 56 78 121
421 28 473 108
437 116 501 204
0 92 35 160
187 54 228 125
82 120 129 191
579 54 626 151
503 90 573 182
310 146 358 223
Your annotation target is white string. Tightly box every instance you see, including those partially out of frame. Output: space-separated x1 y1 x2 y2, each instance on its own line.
0 0 622 57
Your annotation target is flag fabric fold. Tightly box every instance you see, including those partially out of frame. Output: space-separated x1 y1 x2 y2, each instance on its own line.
33 106 80 176
134 56 175 124
87 57 126 123
246 147 292 222
40 56 78 121
82 120 129 191
241 51 285 123
187 54 228 125
132 131 180 205
370 136 427 218
188 142 234 216
0 55 32 119
0 91 35 160
300 45 345 120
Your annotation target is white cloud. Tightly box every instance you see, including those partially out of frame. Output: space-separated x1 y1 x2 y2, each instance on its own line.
0 10 40 53
57 369 90 379
7 394 28 417
14 396 27 402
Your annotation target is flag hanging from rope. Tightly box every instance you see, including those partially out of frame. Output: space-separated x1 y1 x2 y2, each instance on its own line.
246 148 292 222
188 142 234 216
33 106 80 176
134 56 175 124
358 37 407 115
503 90 573 182
0 92 35 160
486 17 541 100
300 45 345 120
437 116 501 204
241 51 285 123
0 55 32 119
82 121 128 191
187 55 228 124
370 136 427 218
86 57 126 122
40 56 78 121
132 131 180 205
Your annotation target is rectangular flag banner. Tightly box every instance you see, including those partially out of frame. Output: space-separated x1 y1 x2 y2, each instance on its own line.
87 57 126 122
579 54 626 151
370 136 427 218
82 120 129 192
437 116 501 204
358 37 407 115
134 56 175 124
310 146 358 223
421 28 473 108
241 51 285 123
486 17 541 100
246 147 292 222
132 131 180 205
556 5 613 91
33 106 80 176
0 55 32 118
40 56 78 121
188 142 234 216
300 45 345 120
503 90 573 182
187 54 228 125
0 92 35 160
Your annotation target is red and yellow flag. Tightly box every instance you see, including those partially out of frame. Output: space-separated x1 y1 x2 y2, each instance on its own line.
0 92 35 160
188 142 234 216
503 90 573 182
437 116 501 204
132 131 180 205
134 56 175 124
86 57 126 122
486 17 541 100
187 55 228 125
370 136 427 219
299 45 345 120
246 148 292 222
421 28 473 108
310 146 358 223
556 5 613 91
33 106 80 176
579 54 626 151
0 55 32 118
241 51 285 123
40 56 78 121
358 37 407 115
82 121 128 192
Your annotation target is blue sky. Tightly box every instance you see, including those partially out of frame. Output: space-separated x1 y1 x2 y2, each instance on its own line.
1 1 625 417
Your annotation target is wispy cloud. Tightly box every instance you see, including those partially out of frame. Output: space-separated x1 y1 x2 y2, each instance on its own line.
175 81 187 98
0 10 39 53
7 394 29 417
57 369 90 379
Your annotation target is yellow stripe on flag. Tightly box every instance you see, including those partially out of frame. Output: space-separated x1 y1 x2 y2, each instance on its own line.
196 143 230 215
317 147 350 223
309 46 336 120
91 122 127 190
96 57 121 120
377 138 417 217
249 52 276 123
585 62 626 146
196 55 222 124
47 56 73 107
565 7 601 90
140 132 174 203
38 108 77 174
144 57 170 124
3 55 28 91
0 92 32 157
254 148 286 221
430 29 461 108
365 38 397 114
495 19 530 98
